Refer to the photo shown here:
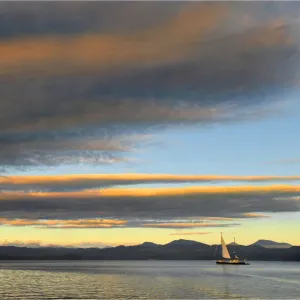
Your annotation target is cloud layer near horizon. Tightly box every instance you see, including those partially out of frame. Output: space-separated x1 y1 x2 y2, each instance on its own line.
0 217 239 230
0 2 300 170
0 185 299 224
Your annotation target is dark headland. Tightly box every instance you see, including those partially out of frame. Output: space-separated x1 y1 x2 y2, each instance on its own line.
1 239 299 261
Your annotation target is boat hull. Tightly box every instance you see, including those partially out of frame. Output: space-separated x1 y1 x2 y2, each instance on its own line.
216 261 250 265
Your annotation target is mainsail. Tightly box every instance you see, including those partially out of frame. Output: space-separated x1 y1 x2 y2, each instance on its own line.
221 235 231 259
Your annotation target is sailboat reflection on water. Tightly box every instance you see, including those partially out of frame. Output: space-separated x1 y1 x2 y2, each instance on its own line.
216 233 250 265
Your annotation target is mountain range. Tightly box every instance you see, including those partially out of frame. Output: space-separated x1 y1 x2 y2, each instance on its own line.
250 240 292 249
1 239 299 261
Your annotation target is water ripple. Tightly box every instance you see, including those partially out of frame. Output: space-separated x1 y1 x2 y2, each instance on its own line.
0 261 299 299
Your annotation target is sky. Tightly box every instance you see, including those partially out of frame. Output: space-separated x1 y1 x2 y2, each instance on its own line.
0 2 300 248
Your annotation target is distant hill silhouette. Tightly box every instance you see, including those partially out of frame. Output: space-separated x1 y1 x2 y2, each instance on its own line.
251 239 292 249
140 242 159 247
228 242 239 246
165 239 208 247
0 239 299 261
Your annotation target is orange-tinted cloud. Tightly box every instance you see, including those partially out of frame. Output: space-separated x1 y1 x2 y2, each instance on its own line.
0 3 298 176
0 217 238 229
242 213 271 218
0 3 226 78
244 20 293 48
0 5 292 80
1 174 300 191
1 184 299 222
0 218 127 228
1 184 300 201
104 185 300 197
0 3 299 175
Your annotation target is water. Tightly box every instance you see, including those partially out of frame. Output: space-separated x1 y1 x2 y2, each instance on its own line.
0 260 299 299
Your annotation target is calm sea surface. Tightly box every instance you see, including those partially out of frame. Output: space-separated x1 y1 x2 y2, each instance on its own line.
0 260 299 299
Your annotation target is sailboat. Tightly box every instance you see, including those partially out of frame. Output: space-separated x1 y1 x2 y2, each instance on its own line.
216 234 250 265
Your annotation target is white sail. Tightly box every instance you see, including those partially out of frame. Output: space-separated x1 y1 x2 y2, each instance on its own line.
221 235 231 259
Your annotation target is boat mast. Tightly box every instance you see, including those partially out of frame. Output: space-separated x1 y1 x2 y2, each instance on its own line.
234 237 235 254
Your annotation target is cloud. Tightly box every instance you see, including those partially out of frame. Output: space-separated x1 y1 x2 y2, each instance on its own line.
1 174 300 192
1 2 299 40
0 2 187 39
0 217 127 228
0 4 298 234
1 21 297 133
0 185 299 221
189 215 270 221
1 130 154 172
199 217 235 221
0 217 237 230
0 2 224 170
0 133 150 172
242 213 271 218
0 3 226 78
0 3 299 171
169 232 211 236
143 222 238 229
